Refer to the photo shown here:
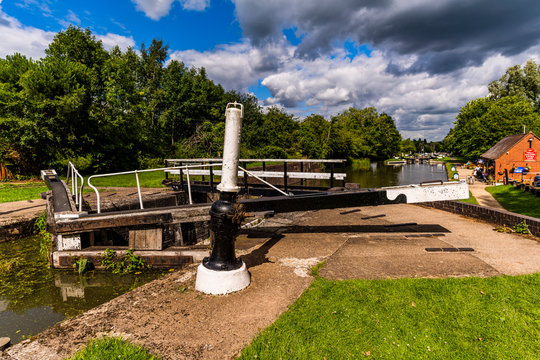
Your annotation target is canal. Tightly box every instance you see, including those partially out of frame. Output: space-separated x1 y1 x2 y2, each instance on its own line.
0 236 163 345
345 161 448 187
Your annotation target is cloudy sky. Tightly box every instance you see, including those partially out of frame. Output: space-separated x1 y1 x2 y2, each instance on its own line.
1 0 540 141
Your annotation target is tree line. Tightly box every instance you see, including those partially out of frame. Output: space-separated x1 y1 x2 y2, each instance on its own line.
444 59 540 159
0 27 402 175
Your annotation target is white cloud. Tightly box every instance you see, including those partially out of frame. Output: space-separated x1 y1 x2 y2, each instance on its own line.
66 9 80 24
167 39 540 141
0 7 136 59
0 8 55 59
131 0 175 21
96 33 136 52
180 0 209 11
131 0 209 20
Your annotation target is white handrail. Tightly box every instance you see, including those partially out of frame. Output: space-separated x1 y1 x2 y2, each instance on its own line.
87 163 222 213
238 166 290 196
67 161 84 212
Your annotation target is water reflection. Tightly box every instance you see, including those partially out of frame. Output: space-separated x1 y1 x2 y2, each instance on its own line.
0 236 163 344
346 161 448 187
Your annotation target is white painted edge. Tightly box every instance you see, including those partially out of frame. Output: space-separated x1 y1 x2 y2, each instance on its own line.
195 262 251 295
384 182 469 203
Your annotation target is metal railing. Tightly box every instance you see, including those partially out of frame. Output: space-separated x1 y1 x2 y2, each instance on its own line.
165 158 347 192
66 162 84 212
87 163 222 213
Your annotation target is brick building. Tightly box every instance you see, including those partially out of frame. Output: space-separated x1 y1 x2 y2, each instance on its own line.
481 132 539 182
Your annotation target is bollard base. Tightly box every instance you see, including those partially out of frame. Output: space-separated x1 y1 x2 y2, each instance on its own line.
195 261 250 295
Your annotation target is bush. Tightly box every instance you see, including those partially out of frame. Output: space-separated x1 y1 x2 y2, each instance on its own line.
257 145 288 159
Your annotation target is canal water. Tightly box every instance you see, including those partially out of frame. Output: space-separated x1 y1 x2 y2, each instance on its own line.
0 236 163 345
345 161 448 187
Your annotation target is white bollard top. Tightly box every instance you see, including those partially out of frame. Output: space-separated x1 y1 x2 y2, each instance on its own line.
217 103 244 193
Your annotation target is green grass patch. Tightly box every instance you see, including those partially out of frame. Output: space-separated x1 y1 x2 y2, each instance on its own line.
486 185 540 218
444 161 460 181
89 170 166 188
0 182 48 203
68 337 161 360
459 191 479 205
239 274 540 360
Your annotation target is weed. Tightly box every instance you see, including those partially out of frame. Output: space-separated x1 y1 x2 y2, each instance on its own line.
35 211 52 260
72 257 94 275
100 248 150 274
310 261 326 277
512 220 530 234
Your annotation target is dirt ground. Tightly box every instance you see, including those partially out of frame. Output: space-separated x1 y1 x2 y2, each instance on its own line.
3 204 539 360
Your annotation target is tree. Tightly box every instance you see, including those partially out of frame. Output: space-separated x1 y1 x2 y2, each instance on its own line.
297 114 331 159
401 138 416 154
330 107 401 159
488 59 540 112
446 96 540 158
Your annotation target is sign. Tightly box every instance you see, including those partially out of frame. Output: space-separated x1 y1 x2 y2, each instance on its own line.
514 167 524 174
524 149 536 161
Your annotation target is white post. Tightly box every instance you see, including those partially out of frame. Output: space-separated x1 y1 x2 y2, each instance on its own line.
135 170 144 209
217 102 243 193
195 102 250 295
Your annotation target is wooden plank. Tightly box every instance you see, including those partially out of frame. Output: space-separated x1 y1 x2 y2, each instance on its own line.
166 169 346 180
129 228 162 250
165 158 346 163
55 204 211 234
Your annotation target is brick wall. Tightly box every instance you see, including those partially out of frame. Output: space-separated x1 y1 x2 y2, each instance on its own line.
420 200 540 237
494 133 539 182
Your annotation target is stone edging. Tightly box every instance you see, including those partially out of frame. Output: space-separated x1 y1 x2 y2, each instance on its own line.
420 200 540 237
0 217 38 243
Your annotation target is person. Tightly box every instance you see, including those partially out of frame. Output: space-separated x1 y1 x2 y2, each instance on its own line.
473 165 480 180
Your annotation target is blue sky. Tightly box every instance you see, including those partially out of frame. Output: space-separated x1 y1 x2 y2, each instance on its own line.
1 0 540 141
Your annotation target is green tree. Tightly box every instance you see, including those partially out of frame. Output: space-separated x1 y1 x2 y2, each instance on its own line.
401 138 416 154
488 59 540 112
447 96 540 158
330 107 401 159
297 114 331 159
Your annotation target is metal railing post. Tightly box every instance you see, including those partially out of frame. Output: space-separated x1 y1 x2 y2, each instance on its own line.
164 160 168 179
210 166 214 193
330 163 335 188
300 161 304 186
283 162 288 193
186 168 193 204
243 161 248 193
180 162 184 189
135 170 144 209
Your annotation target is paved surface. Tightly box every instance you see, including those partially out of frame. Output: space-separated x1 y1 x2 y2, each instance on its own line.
4 203 539 360
456 167 505 210
0 199 46 224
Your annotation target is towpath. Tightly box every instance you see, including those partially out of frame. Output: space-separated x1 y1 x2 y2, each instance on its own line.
456 167 505 210
3 203 538 360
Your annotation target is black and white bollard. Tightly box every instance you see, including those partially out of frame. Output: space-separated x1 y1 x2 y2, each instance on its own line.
195 103 251 295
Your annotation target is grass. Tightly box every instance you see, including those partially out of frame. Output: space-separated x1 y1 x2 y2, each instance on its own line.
89 170 167 188
485 185 540 218
444 160 460 181
0 182 48 203
68 337 160 360
239 274 540 360
459 191 479 205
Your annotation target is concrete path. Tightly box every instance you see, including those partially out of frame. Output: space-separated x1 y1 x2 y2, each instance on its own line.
4 204 539 360
456 167 505 210
0 199 46 221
